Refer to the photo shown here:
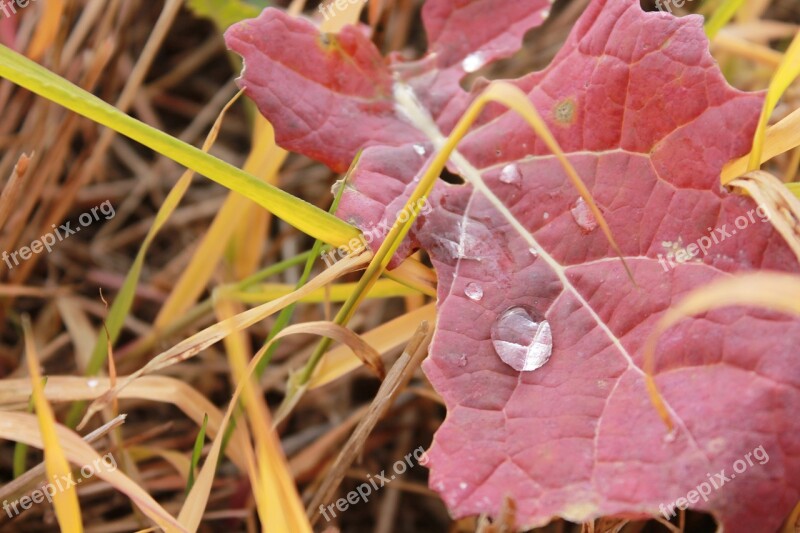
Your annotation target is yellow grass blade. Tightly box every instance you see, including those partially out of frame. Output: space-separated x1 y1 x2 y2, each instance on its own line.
26 0 65 60
182 315 387 531
309 303 436 389
383 257 438 298
229 278 418 304
784 502 800 533
213 298 309 533
723 106 800 184
747 32 800 172
642 272 800 431
0 412 185 532
22 318 83 532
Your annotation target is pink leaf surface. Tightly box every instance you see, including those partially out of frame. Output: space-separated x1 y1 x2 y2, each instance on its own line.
226 1 800 530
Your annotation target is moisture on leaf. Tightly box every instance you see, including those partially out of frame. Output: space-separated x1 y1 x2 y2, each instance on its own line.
226 1 800 530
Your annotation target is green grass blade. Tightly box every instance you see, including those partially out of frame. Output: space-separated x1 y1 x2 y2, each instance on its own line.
12 377 46 478
0 44 357 247
186 414 209 495
704 0 746 40
255 152 357 376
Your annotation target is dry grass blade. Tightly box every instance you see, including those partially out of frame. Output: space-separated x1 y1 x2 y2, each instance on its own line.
643 272 800 430
128 445 192 482
0 376 250 472
730 171 800 262
0 285 67 297
0 152 31 231
79 252 371 428
211 298 309 533
476 496 517 533
319 0 366 31
273 320 389 425
0 414 126 514
309 303 436 389
306 321 432 524
0 412 186 532
286 321 386 379
187 306 406 531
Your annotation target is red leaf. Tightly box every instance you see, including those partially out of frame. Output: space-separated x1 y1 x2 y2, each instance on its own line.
226 0 800 530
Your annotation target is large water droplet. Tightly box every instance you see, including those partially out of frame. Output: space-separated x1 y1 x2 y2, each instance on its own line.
499 163 521 185
461 52 487 73
491 306 553 372
570 197 598 232
464 282 483 301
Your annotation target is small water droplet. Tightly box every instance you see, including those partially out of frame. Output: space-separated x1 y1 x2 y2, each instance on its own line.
412 143 426 156
543 212 550 220
499 163 521 185
570 197 598 232
528 247 539 258
448 353 467 367
461 52 487 73
464 282 483 301
87 378 99 389
491 306 553 372
664 431 677 443
459 482 468 490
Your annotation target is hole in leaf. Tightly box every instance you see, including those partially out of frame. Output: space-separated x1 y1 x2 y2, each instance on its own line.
439 167 465 185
